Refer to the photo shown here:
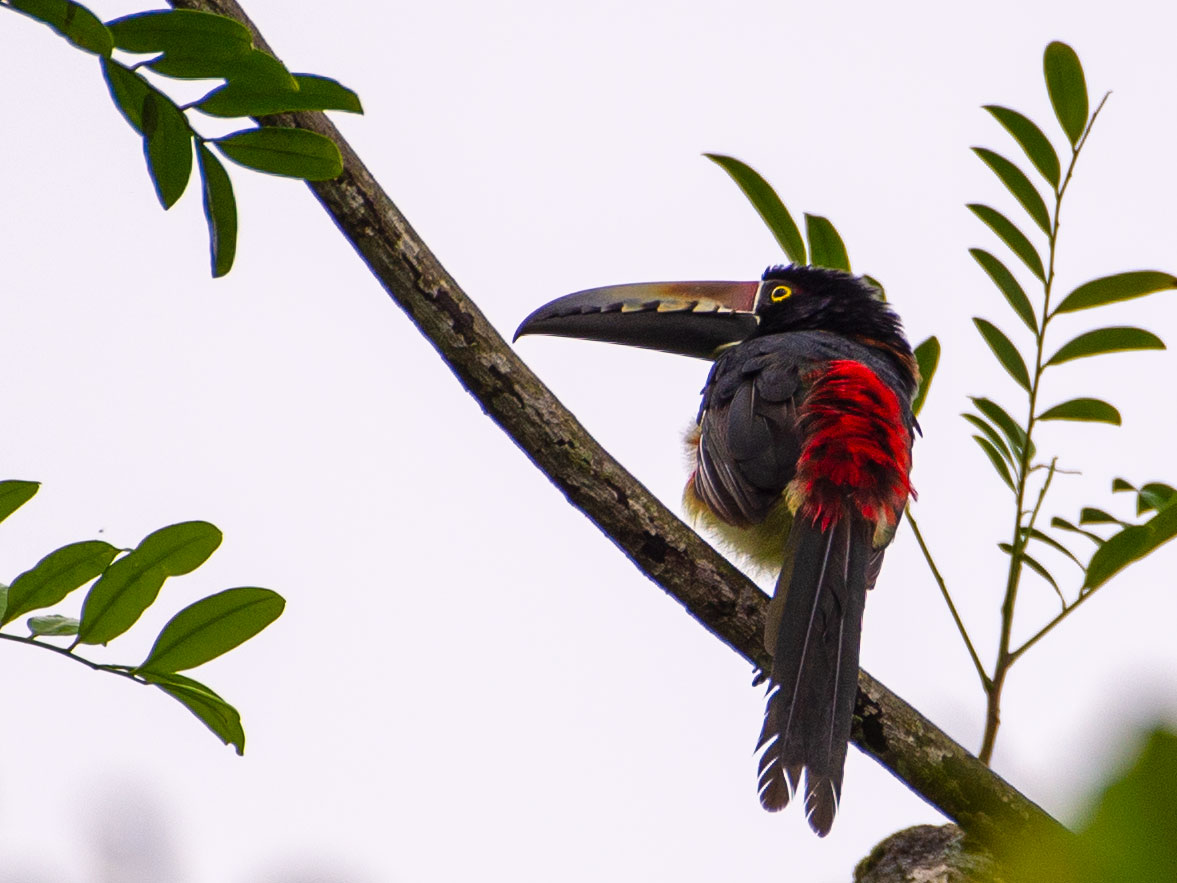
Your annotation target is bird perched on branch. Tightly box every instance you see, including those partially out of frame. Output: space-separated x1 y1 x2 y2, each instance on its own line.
515 264 917 836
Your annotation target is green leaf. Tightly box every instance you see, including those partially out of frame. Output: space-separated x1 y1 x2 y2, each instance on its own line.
968 204 1045 281
141 671 245 754
704 154 806 264
1 540 119 625
1046 327 1165 366
1044 41 1089 147
196 143 237 277
1023 550 1064 604
1038 397 1121 425
215 127 342 180
999 543 1063 605
27 614 80 636
219 49 297 91
106 9 251 56
803 214 850 271
983 105 1061 189
1051 516 1104 545
7 0 113 55
1080 507 1121 526
1054 271 1177 315
0 583 6 621
1022 527 1083 568
0 480 40 524
972 148 1051 235
1079 728 1177 882
911 336 940 418
963 413 1014 465
973 436 1015 491
970 249 1037 334
99 59 192 206
137 587 284 675
971 396 1034 459
101 57 151 134
149 47 296 91
77 521 223 646
1005 727 1177 882
196 73 363 118
1084 523 1159 589
1138 483 1177 515
1085 505 1177 590
973 318 1031 391
142 92 193 209
1112 478 1136 493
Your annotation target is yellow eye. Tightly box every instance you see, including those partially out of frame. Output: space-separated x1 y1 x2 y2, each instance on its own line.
770 284 792 302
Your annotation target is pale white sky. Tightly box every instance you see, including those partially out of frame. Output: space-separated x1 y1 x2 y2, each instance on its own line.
3 2 1177 881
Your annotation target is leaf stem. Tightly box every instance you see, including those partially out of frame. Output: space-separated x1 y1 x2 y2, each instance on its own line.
907 507 990 689
1024 458 1058 536
979 222 1048 762
1009 576 1103 663
0 632 145 683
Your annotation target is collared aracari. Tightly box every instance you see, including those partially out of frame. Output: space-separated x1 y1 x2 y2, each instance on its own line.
515 265 917 836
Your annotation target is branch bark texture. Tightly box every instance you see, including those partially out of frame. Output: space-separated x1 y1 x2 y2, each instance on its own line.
170 0 1064 847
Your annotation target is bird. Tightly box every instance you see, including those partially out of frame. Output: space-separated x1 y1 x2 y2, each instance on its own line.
514 264 918 836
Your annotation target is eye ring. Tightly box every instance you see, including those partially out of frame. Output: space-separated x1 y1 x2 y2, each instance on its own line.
770 284 792 302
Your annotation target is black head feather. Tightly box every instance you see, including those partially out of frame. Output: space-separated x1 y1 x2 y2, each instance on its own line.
752 264 915 396
755 264 907 344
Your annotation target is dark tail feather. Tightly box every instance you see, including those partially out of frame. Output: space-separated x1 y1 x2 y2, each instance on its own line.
756 515 870 836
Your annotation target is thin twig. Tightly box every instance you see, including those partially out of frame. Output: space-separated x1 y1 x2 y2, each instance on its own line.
0 631 143 682
906 507 989 689
1009 580 1101 663
1025 459 1058 535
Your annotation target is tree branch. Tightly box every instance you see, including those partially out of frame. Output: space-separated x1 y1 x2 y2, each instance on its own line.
169 0 1065 846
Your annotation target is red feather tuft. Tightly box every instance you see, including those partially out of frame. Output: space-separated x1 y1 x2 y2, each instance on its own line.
791 360 913 535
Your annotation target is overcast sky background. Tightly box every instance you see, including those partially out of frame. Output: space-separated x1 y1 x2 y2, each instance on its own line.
3 2 1177 881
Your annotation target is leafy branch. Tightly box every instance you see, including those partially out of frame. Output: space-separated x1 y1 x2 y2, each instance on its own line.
947 42 1177 762
3 0 362 275
1015 479 1177 663
0 480 284 753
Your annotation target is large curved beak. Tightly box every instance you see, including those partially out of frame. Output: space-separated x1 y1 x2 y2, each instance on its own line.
513 281 760 360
